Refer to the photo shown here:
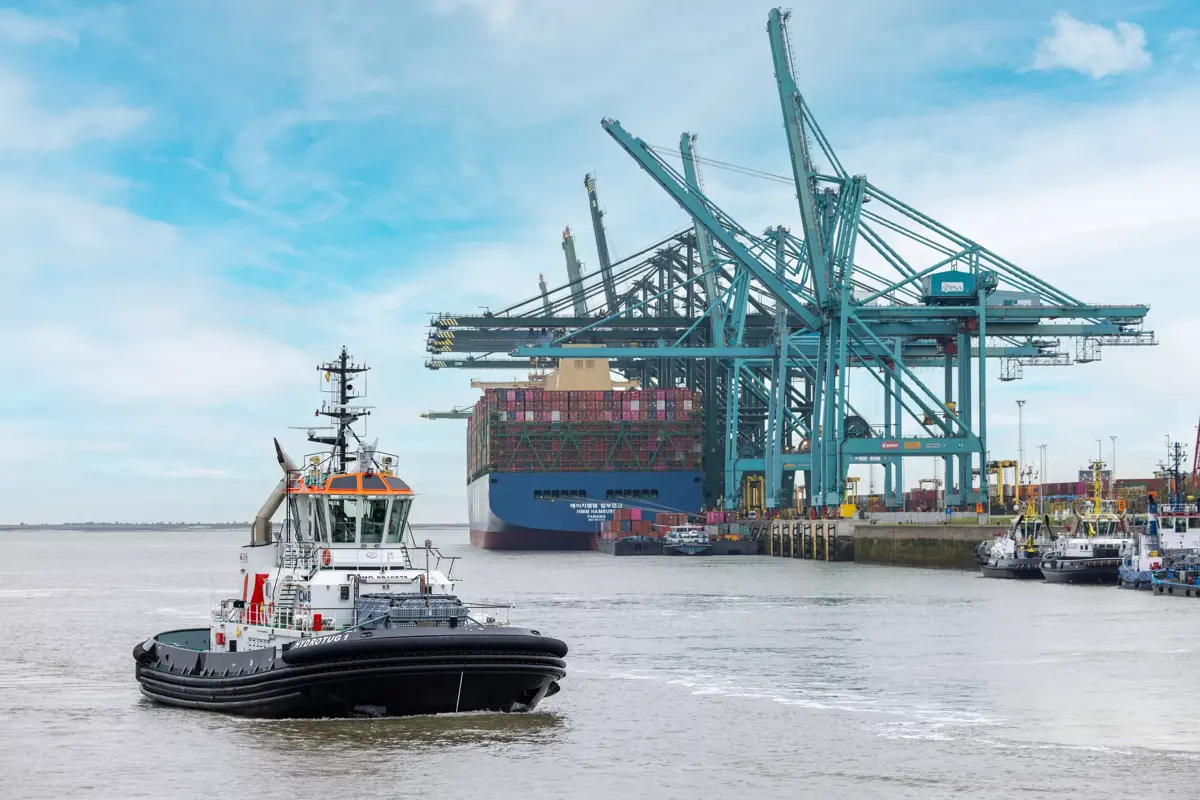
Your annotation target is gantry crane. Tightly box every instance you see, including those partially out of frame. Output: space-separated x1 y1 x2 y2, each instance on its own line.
424 8 1155 515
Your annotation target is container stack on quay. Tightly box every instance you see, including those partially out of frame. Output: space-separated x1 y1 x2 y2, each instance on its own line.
596 508 760 557
467 388 702 479
600 509 692 539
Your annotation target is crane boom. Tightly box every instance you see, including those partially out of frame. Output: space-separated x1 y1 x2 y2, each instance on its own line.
420 406 474 420
538 272 552 314
584 173 619 316
767 8 830 307
561 226 589 317
680 133 725 347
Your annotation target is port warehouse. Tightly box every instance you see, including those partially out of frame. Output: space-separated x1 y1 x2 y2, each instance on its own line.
424 8 1155 532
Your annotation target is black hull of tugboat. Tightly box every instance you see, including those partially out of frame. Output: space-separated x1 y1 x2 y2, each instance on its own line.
133 627 567 718
1039 558 1122 584
980 560 1044 579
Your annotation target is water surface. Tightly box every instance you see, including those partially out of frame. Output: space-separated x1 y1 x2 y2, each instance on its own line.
1 528 1194 799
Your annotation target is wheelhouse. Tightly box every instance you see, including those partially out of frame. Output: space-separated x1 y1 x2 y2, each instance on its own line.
286 470 414 547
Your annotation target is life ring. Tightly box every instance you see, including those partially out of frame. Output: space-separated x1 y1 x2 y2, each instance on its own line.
321 549 332 567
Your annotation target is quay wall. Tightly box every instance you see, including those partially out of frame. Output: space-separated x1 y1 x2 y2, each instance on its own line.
761 520 1007 570
851 523 1002 570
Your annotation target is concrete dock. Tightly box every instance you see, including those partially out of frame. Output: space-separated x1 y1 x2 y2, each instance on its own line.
763 518 1005 569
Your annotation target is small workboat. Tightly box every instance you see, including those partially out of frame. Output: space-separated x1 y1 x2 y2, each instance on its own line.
1040 459 1132 584
662 524 712 556
133 348 567 718
1150 558 1200 597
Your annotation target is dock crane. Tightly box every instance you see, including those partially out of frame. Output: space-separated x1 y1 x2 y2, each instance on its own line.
425 8 1156 516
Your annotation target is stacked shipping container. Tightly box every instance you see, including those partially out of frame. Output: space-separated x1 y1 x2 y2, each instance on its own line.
600 508 693 538
467 388 703 481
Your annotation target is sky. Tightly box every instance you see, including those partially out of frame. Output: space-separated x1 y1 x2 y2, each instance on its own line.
1 0 1198 523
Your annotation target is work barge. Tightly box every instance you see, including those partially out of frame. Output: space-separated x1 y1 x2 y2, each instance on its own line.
424 7 1155 522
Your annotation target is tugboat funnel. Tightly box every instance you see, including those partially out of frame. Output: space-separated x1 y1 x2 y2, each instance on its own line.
252 439 298 546
274 438 299 474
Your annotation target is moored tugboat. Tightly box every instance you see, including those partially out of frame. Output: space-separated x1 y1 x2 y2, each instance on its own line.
1120 504 1164 590
1121 441 1200 590
980 499 1053 579
1040 459 1132 585
133 348 568 718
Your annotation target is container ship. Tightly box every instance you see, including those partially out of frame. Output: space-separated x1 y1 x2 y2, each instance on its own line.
467 357 703 550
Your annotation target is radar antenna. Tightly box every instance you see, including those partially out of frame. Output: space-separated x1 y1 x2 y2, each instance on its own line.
310 346 371 473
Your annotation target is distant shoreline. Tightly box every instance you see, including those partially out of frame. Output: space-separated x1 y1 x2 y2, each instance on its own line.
0 522 470 532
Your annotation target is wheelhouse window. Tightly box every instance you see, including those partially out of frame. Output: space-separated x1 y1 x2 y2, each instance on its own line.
362 475 388 491
310 498 328 543
287 496 301 541
361 499 388 544
1176 518 1189 533
387 498 412 543
328 497 359 543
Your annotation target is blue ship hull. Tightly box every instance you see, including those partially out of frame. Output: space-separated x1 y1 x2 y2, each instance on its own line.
468 470 703 551
1118 564 1154 590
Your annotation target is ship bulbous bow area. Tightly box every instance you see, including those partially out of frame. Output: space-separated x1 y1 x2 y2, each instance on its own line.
134 627 567 718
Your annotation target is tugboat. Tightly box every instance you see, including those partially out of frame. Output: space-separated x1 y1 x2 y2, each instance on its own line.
1144 439 1200 595
1120 497 1165 590
1040 459 1132 584
1121 441 1200 590
133 348 568 717
980 498 1052 579
662 524 713 556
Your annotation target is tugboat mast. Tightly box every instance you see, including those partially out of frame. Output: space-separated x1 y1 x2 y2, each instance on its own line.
310 346 370 473
1163 438 1187 506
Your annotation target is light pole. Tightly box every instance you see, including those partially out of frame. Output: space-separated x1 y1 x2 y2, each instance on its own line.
1039 443 1047 516
1110 435 1117 499
1016 400 1026 505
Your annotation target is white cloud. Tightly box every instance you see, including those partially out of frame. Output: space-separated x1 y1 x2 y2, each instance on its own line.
0 182 176 278
0 72 147 153
26 323 312 407
1033 12 1151 78
0 8 77 45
